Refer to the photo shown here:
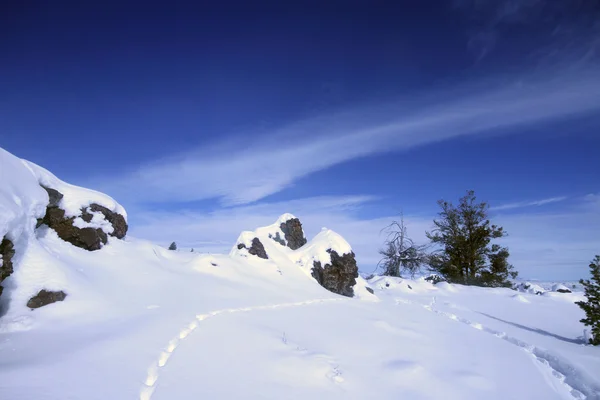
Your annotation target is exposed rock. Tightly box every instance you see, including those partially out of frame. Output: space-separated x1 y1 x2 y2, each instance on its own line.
0 238 15 297
269 231 286 246
552 283 572 293
237 238 268 259
425 274 446 285
515 282 545 295
366 287 374 294
279 218 307 250
83 204 128 239
43 206 107 251
27 289 67 309
43 186 63 207
311 249 359 297
39 187 128 251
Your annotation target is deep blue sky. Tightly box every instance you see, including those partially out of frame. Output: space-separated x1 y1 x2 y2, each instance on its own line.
1 1 599 279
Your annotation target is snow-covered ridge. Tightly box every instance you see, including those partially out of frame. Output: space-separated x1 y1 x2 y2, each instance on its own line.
22 160 127 220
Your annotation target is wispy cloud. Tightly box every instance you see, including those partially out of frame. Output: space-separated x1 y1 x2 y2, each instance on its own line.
583 193 600 211
95 70 600 206
455 0 600 65
490 196 567 211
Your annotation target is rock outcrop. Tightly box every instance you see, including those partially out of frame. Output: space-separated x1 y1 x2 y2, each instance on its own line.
42 204 108 251
552 283 572 293
40 186 128 251
82 204 128 239
515 282 545 295
279 218 307 250
425 274 446 285
0 237 15 297
311 249 359 297
237 238 268 259
26 289 67 309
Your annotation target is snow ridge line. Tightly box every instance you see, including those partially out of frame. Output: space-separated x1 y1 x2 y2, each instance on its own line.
139 298 343 400
395 297 599 400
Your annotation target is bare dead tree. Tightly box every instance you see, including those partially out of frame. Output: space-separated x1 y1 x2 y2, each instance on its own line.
377 215 428 278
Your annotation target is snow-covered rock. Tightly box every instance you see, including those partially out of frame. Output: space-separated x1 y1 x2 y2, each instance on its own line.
0 147 128 314
232 214 307 259
515 281 545 295
232 217 359 297
257 213 307 250
551 283 572 293
290 228 358 297
234 233 269 259
0 238 15 297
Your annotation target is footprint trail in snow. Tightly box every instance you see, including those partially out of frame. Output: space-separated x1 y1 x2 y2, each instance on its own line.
395 297 600 400
139 298 343 400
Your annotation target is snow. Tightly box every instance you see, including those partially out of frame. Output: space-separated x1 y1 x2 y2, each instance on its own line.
0 148 127 321
22 159 127 220
1 147 600 399
553 283 573 292
516 281 547 295
72 208 115 234
254 212 300 249
0 148 48 242
289 228 354 272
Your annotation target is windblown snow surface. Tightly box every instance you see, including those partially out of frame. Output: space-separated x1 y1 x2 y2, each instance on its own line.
1 147 599 400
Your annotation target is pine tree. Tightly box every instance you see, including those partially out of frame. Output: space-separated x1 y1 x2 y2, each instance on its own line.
426 190 517 287
575 256 600 345
378 216 427 278
168 242 177 251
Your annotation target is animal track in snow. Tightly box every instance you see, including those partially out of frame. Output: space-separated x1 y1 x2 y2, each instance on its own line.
395 297 599 400
139 298 343 400
280 332 345 385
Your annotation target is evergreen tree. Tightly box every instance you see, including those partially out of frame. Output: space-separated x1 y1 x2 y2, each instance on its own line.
575 256 600 345
426 190 517 287
191 248 194 252
168 242 177 251
378 216 427 278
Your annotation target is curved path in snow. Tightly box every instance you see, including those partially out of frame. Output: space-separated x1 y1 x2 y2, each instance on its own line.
139 298 343 400
395 297 600 400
